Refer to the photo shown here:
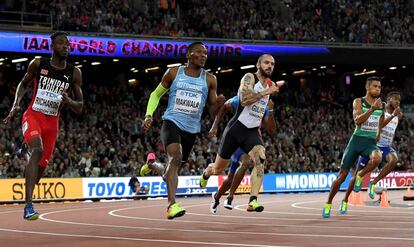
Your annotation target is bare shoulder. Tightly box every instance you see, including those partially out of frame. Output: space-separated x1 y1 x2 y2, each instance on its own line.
206 72 217 86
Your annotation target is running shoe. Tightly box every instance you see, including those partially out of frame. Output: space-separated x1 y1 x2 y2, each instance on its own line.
368 181 376 199
322 203 331 218
224 198 233 210
354 175 363 192
246 199 264 212
210 192 219 214
199 175 208 189
24 202 40 220
339 200 348 214
167 203 186 219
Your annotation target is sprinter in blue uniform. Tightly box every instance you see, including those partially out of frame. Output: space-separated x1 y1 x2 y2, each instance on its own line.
141 42 225 219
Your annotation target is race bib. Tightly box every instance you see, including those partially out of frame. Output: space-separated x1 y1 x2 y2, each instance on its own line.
173 89 202 115
361 115 380 132
32 89 62 116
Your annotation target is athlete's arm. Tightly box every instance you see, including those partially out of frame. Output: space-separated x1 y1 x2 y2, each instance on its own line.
209 99 233 137
353 98 382 125
263 99 276 136
239 73 278 106
62 67 83 114
376 113 385 142
3 58 40 124
207 73 225 119
381 107 401 128
142 68 176 132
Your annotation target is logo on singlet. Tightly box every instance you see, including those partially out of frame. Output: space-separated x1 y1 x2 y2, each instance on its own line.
32 75 70 116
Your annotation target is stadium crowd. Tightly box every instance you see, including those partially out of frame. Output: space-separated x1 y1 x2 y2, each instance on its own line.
1 76 413 179
2 0 413 44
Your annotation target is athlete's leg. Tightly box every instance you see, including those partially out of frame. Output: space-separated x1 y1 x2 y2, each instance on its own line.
227 154 251 200
372 151 398 184
357 150 382 178
164 143 182 206
25 137 44 203
216 171 234 201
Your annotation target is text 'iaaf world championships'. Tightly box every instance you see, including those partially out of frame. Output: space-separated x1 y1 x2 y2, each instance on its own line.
23 37 242 58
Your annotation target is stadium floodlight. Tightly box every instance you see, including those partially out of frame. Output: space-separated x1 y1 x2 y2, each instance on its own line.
128 79 136 83
312 68 317 71
91 62 100 65
240 65 255 70
282 73 287 76
130 67 135 71
167 63 181 68
320 65 326 69
0 58 4 62
292 70 306 75
113 59 119 62
145 66 160 73
402 66 406 68
220 68 233 73
133 70 139 73
389 66 397 70
75 61 80 65
365 70 376 74
11 58 28 63
34 56 42 59
75 64 83 68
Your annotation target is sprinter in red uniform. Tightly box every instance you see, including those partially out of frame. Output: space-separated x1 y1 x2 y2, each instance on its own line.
3 31 83 220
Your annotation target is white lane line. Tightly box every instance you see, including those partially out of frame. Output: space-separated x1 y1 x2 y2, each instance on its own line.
291 200 414 216
38 204 414 241
0 228 293 247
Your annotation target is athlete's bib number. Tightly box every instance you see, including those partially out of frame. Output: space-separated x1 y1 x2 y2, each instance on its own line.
32 89 62 116
173 90 202 115
361 115 380 132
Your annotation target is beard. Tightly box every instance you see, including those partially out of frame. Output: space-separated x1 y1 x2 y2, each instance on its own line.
259 66 272 78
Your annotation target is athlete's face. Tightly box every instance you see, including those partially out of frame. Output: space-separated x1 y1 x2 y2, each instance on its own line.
257 55 275 78
366 80 381 98
388 95 401 109
52 35 70 58
187 45 207 68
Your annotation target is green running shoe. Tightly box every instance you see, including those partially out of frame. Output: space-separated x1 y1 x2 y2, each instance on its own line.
140 163 151 176
368 181 376 199
339 200 348 214
167 203 186 220
199 175 208 188
247 199 264 212
322 203 331 218
354 175 363 192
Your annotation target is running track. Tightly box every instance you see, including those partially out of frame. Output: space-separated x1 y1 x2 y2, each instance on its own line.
0 191 413 247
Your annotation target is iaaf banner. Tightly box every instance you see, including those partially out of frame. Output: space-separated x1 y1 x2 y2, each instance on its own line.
0 31 331 59
362 172 414 189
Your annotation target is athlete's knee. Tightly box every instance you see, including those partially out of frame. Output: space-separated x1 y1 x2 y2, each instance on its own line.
167 152 182 167
30 146 44 160
249 145 266 165
370 151 382 164
208 163 224 175
250 146 266 176
336 169 349 183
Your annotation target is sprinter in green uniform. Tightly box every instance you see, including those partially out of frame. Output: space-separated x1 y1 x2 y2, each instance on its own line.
322 76 384 218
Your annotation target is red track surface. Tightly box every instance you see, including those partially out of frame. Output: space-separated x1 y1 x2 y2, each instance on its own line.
1 191 413 247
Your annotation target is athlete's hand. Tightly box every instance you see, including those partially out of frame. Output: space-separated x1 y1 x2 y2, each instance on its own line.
216 94 225 107
142 116 153 132
209 127 218 137
61 92 72 105
393 107 401 117
3 105 21 124
371 98 382 110
267 84 279 95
